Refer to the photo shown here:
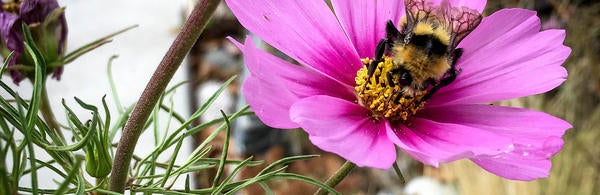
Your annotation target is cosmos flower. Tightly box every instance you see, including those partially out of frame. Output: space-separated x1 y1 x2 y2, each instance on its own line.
0 0 67 84
225 0 571 180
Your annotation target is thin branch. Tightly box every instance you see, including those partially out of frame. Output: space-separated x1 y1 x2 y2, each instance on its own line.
108 0 221 192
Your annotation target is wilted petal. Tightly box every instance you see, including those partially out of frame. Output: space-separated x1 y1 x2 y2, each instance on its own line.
0 12 24 83
290 95 396 168
225 0 362 86
235 37 355 129
429 9 570 106
387 117 513 167
330 0 404 58
19 0 59 24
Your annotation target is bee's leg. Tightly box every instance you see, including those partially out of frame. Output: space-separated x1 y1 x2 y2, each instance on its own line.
451 48 463 65
368 39 390 79
386 20 400 43
438 48 463 87
368 20 400 80
422 48 463 101
421 79 438 101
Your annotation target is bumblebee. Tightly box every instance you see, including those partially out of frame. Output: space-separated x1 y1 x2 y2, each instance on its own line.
371 0 481 99
355 0 482 121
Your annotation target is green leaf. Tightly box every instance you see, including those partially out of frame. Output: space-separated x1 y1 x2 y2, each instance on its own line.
163 76 237 148
26 159 67 178
0 51 14 75
61 99 90 136
46 125 94 151
212 110 232 188
106 55 124 113
274 173 339 195
185 175 190 193
223 166 288 194
22 22 46 195
160 135 185 187
109 104 134 141
55 155 83 194
257 154 320 176
59 25 138 65
258 182 274 195
212 157 254 194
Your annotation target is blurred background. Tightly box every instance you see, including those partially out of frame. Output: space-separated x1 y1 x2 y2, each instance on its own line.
2 0 598 194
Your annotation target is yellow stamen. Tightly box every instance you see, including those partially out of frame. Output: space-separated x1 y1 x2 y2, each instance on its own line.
355 57 425 121
2 1 22 14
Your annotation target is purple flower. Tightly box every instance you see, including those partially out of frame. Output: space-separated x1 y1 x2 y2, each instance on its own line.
226 0 571 180
0 0 67 84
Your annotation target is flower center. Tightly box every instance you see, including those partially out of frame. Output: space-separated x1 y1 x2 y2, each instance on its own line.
2 0 21 14
355 56 425 121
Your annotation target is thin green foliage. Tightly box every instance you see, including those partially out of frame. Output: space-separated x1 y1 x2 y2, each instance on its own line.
0 51 13 75
133 77 235 180
160 135 184 188
1 48 336 194
55 156 83 194
211 157 254 194
273 173 339 195
211 110 232 188
59 25 138 65
106 55 124 113
258 182 274 195
258 154 320 176
22 22 46 194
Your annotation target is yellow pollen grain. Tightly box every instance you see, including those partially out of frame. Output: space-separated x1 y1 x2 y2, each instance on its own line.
355 56 426 121
2 1 21 14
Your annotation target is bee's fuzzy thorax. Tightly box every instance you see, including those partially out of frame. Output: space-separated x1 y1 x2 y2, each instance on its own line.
413 22 450 45
392 44 450 86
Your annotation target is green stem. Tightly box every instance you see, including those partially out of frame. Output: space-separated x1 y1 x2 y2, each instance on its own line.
39 82 65 140
108 0 220 193
392 161 406 185
314 161 356 195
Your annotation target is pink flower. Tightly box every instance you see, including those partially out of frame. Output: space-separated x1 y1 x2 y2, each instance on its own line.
225 0 571 180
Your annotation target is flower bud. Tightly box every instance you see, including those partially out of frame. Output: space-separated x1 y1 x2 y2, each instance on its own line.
84 143 112 178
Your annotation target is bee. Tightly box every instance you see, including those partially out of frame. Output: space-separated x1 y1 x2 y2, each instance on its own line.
367 0 482 102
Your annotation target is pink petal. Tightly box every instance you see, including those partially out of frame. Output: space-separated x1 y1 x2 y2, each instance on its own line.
236 37 355 129
386 117 513 167
428 9 571 106
418 104 570 180
290 95 396 168
419 104 570 143
471 138 562 180
225 0 362 86
330 0 405 58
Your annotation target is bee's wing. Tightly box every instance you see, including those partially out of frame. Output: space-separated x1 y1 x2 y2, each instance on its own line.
402 0 435 37
437 0 482 49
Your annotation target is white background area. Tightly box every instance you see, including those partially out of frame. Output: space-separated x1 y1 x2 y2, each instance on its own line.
2 0 196 190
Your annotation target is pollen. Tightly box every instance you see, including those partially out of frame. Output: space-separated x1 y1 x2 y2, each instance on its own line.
355 57 425 121
2 0 22 14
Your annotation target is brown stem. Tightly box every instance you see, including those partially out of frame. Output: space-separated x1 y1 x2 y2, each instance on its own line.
108 0 220 192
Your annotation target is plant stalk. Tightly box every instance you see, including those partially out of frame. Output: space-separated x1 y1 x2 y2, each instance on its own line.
315 161 356 195
108 0 220 192
39 82 65 140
